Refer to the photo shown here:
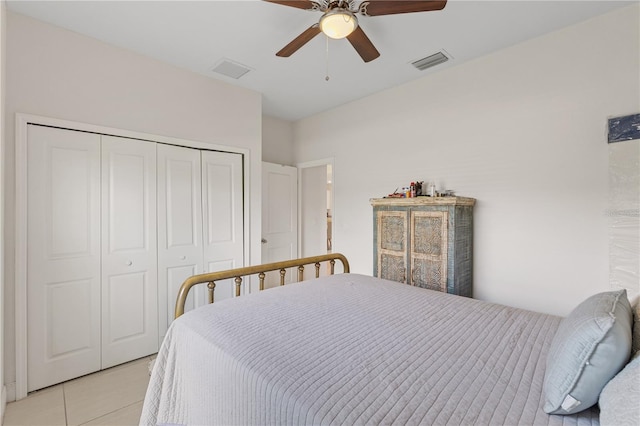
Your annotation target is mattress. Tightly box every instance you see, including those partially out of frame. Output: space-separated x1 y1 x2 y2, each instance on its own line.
140 273 599 425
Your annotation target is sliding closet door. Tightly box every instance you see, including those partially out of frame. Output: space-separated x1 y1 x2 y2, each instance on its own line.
201 151 244 300
27 125 101 392
25 122 247 391
157 144 204 343
101 136 158 368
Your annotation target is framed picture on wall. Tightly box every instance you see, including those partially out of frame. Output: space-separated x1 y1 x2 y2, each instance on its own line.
608 113 640 143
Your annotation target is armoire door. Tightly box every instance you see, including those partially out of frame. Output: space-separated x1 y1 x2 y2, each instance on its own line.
376 210 408 283
157 144 204 343
409 210 448 291
101 135 159 368
27 125 102 392
201 151 244 301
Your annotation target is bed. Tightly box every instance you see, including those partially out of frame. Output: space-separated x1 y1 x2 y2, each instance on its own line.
140 254 638 426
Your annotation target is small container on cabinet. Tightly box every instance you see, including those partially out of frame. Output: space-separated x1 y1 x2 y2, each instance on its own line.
371 197 476 297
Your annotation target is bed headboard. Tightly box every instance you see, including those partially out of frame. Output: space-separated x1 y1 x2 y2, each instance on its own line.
174 253 350 318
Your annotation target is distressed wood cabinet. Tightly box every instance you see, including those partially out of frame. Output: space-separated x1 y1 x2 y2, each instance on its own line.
371 197 476 297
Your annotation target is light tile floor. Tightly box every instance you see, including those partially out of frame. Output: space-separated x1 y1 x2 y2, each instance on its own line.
3 355 154 426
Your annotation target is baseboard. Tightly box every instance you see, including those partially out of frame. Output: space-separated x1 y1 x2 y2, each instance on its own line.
5 382 14 403
2 384 7 424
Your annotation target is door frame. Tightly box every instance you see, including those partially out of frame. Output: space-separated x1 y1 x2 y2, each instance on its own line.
296 158 335 258
14 113 253 400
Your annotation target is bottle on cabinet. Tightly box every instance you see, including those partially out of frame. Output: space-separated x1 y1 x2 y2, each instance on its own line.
427 183 436 197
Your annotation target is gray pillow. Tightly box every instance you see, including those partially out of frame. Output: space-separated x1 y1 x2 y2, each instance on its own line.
543 289 632 415
599 354 640 426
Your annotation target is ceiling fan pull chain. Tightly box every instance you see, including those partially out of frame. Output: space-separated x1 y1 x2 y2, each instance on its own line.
325 34 330 81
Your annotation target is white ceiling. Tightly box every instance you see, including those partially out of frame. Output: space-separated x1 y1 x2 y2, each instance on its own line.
7 0 634 121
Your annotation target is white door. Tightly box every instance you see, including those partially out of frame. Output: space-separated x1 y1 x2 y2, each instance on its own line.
157 144 204 343
101 136 158 368
27 125 101 392
201 151 244 300
262 162 297 288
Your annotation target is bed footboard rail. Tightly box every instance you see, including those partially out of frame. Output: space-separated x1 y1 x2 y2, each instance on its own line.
175 253 350 318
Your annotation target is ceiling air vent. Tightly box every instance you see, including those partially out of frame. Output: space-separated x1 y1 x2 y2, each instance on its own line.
211 59 252 79
412 51 450 71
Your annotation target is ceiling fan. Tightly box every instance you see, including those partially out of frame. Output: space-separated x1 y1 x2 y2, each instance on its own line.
264 0 447 63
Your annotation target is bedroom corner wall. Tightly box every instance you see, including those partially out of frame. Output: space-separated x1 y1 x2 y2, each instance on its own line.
4 12 262 399
293 4 640 316
0 0 6 419
263 115 295 166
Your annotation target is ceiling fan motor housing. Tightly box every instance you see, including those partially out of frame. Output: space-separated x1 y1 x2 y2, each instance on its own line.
326 1 357 12
320 8 359 39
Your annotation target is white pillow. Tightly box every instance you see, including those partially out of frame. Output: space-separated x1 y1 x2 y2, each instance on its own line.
543 290 632 415
599 354 640 426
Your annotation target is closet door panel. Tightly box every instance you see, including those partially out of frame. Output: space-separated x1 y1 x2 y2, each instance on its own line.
101 135 158 368
27 125 101 392
106 273 146 341
201 151 244 301
165 265 198 316
47 280 94 355
157 144 204 342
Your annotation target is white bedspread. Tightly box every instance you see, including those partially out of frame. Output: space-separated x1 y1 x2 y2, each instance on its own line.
140 273 599 425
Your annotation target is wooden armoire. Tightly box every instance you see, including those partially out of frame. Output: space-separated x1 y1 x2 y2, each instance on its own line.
371 197 475 297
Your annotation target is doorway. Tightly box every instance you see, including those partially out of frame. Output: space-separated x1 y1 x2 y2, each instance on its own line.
298 159 334 259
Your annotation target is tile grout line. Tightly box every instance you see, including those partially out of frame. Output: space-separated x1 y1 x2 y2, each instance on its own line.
63 383 69 426
69 357 153 425
76 399 146 426
6 356 153 425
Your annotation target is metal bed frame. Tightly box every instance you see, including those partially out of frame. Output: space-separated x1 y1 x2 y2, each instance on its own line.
175 253 350 318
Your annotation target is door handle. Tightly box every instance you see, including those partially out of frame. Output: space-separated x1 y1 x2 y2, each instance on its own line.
261 238 267 244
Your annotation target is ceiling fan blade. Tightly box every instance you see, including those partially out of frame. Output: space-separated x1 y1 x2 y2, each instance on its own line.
346 26 380 63
360 0 447 16
263 0 320 11
276 24 322 57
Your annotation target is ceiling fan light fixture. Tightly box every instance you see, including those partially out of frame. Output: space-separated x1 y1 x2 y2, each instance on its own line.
319 9 358 39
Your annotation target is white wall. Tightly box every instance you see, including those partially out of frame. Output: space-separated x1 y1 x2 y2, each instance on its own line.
4 12 262 394
263 115 295 166
294 5 640 316
0 0 6 417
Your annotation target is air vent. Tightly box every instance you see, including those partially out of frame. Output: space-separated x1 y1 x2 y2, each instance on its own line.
412 51 450 71
211 59 252 79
